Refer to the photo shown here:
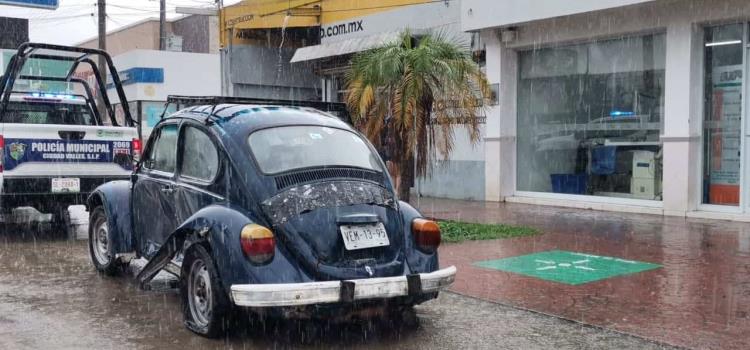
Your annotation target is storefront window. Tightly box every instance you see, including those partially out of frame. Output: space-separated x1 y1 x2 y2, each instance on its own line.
702 24 744 206
517 34 665 200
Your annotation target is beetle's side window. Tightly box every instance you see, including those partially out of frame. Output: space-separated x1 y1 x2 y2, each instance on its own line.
180 126 219 182
145 124 178 173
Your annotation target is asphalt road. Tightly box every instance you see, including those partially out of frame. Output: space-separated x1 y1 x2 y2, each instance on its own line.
0 224 674 350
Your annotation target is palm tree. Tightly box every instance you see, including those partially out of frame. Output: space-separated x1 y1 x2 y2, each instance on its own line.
346 31 490 202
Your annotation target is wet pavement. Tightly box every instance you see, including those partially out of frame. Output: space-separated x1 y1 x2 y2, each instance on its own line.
417 197 750 350
0 224 670 350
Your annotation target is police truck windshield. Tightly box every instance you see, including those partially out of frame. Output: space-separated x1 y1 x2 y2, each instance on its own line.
4 101 96 126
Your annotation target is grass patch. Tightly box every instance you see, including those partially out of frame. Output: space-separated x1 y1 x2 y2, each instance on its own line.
438 220 540 243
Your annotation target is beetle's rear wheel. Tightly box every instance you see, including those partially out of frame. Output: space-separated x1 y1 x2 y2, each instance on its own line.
88 206 121 275
181 244 231 338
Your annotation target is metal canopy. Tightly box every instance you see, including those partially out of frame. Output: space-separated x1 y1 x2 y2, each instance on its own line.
0 42 135 127
290 31 403 63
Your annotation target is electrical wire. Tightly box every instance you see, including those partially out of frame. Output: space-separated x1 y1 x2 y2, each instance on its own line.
20 0 211 23
320 0 455 13
32 15 95 27
256 0 454 18
30 13 96 21
107 3 177 12
106 14 129 26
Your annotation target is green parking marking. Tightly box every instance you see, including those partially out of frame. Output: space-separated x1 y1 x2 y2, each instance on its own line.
474 250 660 285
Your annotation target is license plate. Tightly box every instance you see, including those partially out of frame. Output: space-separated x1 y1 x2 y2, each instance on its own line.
340 223 390 250
51 178 80 193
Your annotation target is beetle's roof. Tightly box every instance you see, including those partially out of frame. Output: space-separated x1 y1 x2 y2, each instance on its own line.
168 104 352 134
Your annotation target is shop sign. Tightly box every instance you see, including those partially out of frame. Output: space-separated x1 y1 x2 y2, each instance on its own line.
319 1 459 44
319 20 364 40
428 93 488 125
0 0 58 10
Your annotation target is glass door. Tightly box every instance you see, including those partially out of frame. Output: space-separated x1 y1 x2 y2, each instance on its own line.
702 23 745 208
744 23 750 212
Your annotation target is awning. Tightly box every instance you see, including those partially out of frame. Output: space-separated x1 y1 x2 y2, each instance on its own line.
290 31 402 63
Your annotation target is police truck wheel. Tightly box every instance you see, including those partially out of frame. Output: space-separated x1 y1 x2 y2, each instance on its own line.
88 206 120 275
181 244 231 338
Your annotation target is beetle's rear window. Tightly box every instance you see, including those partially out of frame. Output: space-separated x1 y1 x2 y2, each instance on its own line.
248 126 383 174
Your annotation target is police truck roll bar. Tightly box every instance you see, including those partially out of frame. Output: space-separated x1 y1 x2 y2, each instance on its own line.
0 42 137 130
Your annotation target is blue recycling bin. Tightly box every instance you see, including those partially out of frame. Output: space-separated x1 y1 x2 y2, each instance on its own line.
550 174 588 194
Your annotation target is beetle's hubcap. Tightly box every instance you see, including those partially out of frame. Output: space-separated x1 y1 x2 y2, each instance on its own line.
92 216 110 265
188 259 212 327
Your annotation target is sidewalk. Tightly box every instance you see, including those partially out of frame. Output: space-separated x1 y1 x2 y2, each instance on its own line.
420 197 750 350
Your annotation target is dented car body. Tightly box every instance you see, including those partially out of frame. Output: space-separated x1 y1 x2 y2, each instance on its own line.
86 102 455 337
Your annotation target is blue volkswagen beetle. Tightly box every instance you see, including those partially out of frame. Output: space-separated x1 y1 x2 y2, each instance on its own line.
86 98 456 337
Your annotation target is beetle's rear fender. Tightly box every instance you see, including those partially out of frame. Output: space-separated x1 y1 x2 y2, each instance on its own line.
140 205 310 289
399 201 439 274
86 180 134 254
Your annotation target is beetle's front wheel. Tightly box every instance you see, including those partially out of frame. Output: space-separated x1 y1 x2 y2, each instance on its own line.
88 206 121 275
181 244 231 338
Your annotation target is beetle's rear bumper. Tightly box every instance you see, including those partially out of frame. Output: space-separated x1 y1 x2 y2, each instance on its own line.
230 266 456 307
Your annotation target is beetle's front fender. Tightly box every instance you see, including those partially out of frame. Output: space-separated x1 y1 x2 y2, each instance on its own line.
86 180 134 255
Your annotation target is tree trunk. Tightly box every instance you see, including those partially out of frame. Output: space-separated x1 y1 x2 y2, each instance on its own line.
398 156 415 203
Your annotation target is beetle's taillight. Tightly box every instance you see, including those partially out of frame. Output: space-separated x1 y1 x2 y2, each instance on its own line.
131 137 142 162
0 135 5 172
412 218 441 253
240 224 275 264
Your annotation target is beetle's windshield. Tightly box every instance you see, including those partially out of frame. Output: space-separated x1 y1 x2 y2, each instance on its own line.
248 126 383 174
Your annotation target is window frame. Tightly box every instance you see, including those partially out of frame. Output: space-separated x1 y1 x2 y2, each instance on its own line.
4 100 99 126
141 122 180 178
514 32 666 199
176 122 222 186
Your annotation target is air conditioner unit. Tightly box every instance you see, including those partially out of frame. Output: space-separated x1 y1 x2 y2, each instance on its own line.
630 151 660 199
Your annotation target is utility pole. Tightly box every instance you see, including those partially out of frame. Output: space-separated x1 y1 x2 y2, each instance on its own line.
97 0 106 74
159 0 166 50
97 0 107 119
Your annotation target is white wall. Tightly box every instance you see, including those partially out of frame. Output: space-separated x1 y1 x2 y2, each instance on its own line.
108 49 221 104
479 0 750 216
461 0 657 31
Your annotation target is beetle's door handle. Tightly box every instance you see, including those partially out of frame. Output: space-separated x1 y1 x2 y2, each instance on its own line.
160 185 175 194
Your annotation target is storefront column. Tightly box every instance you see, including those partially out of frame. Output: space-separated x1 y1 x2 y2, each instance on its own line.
662 20 703 215
483 30 517 202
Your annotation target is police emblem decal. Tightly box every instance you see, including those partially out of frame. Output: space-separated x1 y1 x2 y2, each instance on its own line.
9 143 26 161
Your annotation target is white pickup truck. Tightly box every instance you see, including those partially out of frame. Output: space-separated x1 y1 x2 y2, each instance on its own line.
0 43 139 237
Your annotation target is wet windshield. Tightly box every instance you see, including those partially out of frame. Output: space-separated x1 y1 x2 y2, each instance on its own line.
4 101 95 125
248 126 382 174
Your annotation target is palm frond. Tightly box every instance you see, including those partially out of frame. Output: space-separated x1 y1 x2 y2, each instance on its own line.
345 29 489 183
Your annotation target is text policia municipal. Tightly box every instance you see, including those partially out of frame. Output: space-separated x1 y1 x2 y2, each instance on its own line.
31 142 110 153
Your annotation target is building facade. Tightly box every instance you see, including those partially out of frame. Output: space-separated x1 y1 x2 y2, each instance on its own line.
0 17 28 50
107 50 221 137
463 0 750 220
75 15 221 136
221 0 487 200
78 15 220 55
